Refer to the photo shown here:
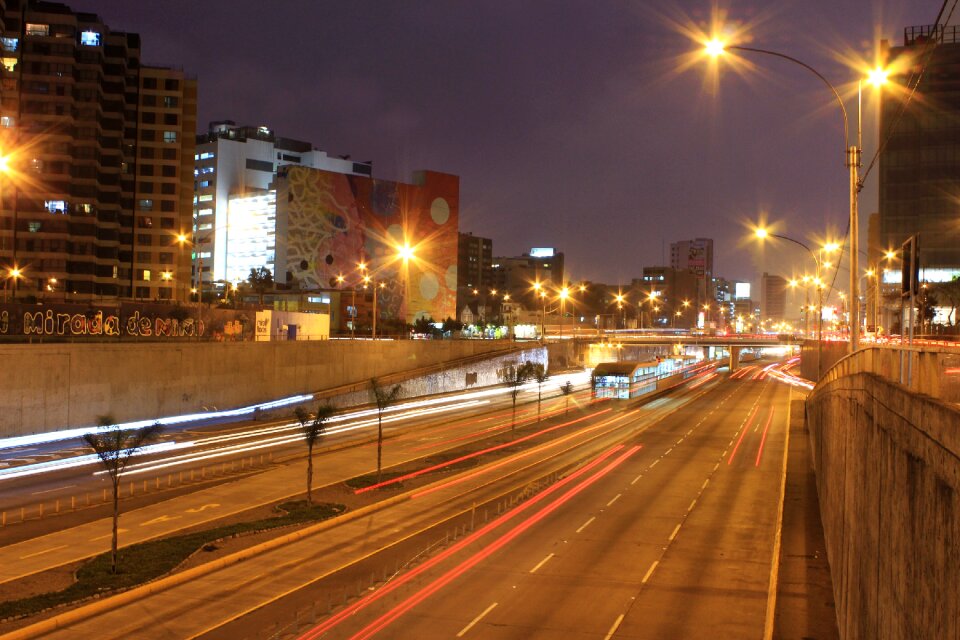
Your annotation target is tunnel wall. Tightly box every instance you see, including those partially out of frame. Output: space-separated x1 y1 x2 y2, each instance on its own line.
806 372 960 639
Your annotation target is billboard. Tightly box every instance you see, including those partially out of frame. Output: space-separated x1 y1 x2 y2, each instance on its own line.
529 247 555 258
735 282 751 300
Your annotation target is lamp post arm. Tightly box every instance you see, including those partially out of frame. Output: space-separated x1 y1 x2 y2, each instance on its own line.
729 45 849 156
769 233 819 266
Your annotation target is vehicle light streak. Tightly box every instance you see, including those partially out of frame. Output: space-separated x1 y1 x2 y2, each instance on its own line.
0 441 190 481
411 408 641 499
688 372 718 389
755 407 775 467
728 406 759 465
346 445 643 640
296 445 628 640
354 408 613 494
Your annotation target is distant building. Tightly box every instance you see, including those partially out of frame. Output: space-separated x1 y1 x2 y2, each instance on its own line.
193 121 372 287
670 238 714 310
491 247 565 303
0 2 196 301
457 232 493 314
635 267 699 328
761 272 787 323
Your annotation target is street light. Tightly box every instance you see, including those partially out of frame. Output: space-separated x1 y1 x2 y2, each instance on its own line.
707 37 889 354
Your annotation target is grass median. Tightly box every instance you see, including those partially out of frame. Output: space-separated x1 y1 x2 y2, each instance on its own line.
0 500 344 621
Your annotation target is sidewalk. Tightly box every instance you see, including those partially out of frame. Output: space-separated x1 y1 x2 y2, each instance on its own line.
773 396 838 639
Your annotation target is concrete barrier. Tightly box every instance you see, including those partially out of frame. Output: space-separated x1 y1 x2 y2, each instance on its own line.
806 372 960 639
0 340 519 437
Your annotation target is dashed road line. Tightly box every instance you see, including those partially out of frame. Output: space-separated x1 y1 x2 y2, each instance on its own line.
19 545 66 560
669 523 682 541
576 517 595 533
529 553 554 574
457 602 498 637
607 493 621 507
642 560 659 583
604 614 625 640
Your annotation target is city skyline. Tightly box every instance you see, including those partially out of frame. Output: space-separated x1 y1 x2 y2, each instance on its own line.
75 1 934 289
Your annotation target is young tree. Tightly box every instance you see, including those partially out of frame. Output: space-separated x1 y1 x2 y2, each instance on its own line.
529 362 549 422
294 404 335 504
505 362 533 431
81 416 163 574
560 380 575 415
247 266 274 306
370 378 403 482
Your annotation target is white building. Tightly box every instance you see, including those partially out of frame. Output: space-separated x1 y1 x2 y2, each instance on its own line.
193 121 372 287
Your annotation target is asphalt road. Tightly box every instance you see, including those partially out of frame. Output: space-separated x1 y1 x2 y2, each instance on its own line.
286 365 792 639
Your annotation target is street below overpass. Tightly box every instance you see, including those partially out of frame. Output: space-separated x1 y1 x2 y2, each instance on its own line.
10 361 795 640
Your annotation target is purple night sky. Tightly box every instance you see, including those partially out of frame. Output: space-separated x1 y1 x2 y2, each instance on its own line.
80 1 934 292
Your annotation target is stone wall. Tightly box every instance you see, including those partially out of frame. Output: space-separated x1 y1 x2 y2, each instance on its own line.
0 340 519 436
806 373 960 639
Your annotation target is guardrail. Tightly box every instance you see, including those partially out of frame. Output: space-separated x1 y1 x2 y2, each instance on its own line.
815 344 960 403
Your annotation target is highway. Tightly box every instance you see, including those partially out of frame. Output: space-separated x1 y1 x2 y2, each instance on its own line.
3 361 797 639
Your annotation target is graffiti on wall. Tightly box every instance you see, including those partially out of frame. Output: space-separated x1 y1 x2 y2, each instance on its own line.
0 308 204 337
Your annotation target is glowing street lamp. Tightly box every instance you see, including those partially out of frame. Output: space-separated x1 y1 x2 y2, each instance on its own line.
705 35 891 354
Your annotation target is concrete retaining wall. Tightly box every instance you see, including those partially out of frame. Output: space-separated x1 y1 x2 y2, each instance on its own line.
806 373 960 639
0 340 519 437
799 340 849 381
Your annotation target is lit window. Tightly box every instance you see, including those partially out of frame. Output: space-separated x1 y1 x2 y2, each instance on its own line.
30 158 44 171
199 180 210 188
28 222 41 233
198 194 213 202
199 223 213 231
201 166 215 174
0 37 17 52
0 116 14 128
142 269 152 281
79 31 101 46
44 200 68 214
79 203 94 214
138 199 154 211
199 152 215 160
163 131 177 143
1 57 16 73
197 208 213 216
25 23 50 37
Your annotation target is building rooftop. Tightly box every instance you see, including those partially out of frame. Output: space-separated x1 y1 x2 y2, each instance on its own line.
904 24 960 46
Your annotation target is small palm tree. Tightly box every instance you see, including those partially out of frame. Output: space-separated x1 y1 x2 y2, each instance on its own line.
371 378 403 483
529 362 549 422
294 404 335 503
560 380 575 415
82 416 163 574
505 362 533 431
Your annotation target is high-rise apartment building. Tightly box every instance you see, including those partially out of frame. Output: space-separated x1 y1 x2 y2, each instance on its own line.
761 272 787 322
193 121 372 287
879 26 960 278
0 1 196 301
670 237 714 309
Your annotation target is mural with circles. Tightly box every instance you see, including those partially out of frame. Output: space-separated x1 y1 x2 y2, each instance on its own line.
280 166 458 323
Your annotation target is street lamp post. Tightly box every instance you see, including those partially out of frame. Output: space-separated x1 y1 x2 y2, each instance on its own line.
707 40 888 355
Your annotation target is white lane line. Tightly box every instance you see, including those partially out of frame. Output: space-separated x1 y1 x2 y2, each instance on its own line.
664 448 673 455
631 474 642 485
701 479 710 490
19 544 67 560
457 602 498 637
530 553 554 574
688 499 697 512
649 459 659 468
607 493 621 507
763 387 792 640
604 614 625 640
31 484 76 495
722 449 728 457
669 523 682 541
90 528 127 542
642 560 659 583
576 517 595 534
713 462 720 472
676 438 683 445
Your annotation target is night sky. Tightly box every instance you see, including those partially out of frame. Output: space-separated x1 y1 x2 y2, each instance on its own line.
79 1 934 294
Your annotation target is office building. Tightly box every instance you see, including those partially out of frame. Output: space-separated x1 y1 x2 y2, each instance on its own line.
193 121 372 287
491 247 565 303
635 266 699 328
456 231 493 318
0 1 196 301
670 238 714 308
879 26 960 280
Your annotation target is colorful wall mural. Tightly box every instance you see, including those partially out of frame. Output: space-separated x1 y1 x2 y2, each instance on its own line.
277 166 459 324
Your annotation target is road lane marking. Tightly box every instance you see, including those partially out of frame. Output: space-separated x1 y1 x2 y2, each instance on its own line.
631 474 642 485
649 459 659 468
688 499 697 512
669 523 682 541
642 560 659 583
576 517 595 533
603 614 625 640
764 388 792 640
664 448 673 455
185 503 220 513
90 528 127 541
457 602 498 637
141 515 181 526
701 479 710 490
530 553 554 573
607 493 621 507
19 545 67 560
31 484 76 495
713 462 720 471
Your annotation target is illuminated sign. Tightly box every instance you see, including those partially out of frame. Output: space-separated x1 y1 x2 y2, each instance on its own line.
223 191 276 283
735 282 751 299
529 247 555 258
